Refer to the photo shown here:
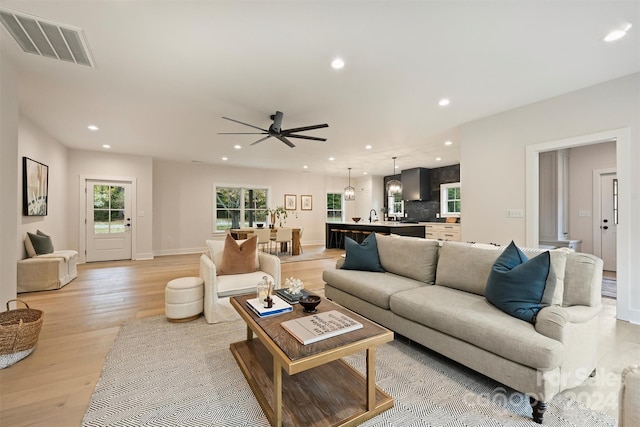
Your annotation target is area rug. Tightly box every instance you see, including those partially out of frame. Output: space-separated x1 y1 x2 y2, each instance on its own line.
82 316 616 427
602 278 617 299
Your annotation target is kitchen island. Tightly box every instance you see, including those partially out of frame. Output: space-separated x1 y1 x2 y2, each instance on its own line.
326 221 425 248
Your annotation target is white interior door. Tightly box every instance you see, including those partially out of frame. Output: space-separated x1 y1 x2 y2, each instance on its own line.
599 173 617 271
86 180 132 262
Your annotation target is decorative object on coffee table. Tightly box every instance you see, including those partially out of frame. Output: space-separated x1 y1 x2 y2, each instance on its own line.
298 295 321 312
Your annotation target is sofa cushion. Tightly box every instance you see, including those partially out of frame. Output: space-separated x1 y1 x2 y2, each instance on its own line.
435 242 501 295
217 271 275 297
485 241 550 323
27 231 54 255
390 285 563 370
342 233 384 272
522 248 568 307
376 234 439 284
322 268 424 309
218 234 259 275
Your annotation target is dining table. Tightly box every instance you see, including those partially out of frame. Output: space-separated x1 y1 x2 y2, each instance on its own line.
230 227 301 256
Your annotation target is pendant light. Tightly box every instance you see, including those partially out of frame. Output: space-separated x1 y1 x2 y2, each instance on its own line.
388 157 402 194
344 168 355 201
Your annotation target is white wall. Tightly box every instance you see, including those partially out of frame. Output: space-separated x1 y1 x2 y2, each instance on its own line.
461 72 639 323
152 159 331 254
67 150 154 260
0 55 19 305
568 142 616 254
19 117 70 256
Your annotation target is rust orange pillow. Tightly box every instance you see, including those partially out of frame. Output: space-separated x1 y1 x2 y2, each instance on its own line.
218 234 259 275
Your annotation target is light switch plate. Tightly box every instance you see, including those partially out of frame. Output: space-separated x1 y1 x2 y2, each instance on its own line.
506 209 524 218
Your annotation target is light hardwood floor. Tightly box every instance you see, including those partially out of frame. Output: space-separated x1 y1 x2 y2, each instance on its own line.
1 247 638 426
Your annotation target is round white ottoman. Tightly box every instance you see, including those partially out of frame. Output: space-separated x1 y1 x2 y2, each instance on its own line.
165 277 204 322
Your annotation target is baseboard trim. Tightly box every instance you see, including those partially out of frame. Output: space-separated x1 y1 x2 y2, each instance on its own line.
153 247 206 257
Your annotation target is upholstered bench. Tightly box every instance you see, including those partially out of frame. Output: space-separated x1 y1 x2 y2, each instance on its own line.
17 250 78 293
165 277 204 322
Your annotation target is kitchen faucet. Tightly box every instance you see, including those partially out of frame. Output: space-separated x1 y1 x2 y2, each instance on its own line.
369 209 377 223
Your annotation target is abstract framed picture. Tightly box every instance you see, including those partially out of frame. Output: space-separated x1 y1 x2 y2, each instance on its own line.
301 195 312 210
284 194 296 210
23 157 49 216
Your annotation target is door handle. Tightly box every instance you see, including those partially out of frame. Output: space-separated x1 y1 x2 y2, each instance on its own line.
125 224 131 227
602 225 609 230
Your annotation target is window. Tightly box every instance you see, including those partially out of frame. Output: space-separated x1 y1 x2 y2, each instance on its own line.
327 193 343 222
215 186 268 231
440 182 461 218
93 184 125 233
387 184 404 218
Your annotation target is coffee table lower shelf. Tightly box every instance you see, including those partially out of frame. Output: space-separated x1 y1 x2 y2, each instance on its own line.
230 339 394 427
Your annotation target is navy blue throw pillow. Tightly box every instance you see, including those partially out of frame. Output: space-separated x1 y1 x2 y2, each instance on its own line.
341 232 385 272
485 241 550 323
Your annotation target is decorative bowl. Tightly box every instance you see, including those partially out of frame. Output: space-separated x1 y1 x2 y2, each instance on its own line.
299 295 321 313
256 223 264 228
352 217 361 223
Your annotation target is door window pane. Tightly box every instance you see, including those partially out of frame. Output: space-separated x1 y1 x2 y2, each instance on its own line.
110 186 125 209
110 210 125 233
93 185 127 234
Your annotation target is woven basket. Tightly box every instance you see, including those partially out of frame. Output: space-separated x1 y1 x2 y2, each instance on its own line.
0 299 44 368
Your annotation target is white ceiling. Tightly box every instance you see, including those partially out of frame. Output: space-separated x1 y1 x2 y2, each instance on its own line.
1 1 638 177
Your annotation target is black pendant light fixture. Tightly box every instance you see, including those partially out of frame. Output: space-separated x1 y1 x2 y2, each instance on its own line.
344 167 355 201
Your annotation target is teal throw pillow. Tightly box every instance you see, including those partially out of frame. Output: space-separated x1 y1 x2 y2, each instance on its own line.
27 231 54 255
485 241 550 323
341 232 385 272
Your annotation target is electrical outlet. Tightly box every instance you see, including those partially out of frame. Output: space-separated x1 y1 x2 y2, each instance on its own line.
506 209 524 218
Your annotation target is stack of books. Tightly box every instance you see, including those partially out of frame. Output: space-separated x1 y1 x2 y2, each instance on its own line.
275 288 314 304
246 295 292 318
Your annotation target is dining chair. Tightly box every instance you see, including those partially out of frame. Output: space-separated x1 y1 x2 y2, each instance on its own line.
272 227 293 255
253 228 272 253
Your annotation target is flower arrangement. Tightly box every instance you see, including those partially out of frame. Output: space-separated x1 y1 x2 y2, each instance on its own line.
268 206 297 227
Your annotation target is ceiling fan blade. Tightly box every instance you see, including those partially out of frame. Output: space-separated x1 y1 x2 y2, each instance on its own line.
271 111 284 133
222 116 268 132
286 134 327 141
250 135 272 145
276 135 296 148
282 123 328 133
217 132 268 135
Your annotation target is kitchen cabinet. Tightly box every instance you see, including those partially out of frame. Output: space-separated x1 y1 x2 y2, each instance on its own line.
424 223 461 241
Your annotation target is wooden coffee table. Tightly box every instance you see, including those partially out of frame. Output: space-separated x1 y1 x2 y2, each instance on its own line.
230 294 394 427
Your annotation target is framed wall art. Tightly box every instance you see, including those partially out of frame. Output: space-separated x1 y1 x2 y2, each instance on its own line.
23 157 49 216
301 195 312 210
284 194 296 210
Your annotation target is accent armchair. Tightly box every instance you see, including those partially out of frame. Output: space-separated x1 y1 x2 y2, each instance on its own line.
199 239 281 323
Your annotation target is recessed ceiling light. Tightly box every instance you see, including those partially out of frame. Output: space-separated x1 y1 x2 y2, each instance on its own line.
604 23 632 42
436 157 442 161
444 140 453 146
363 172 368 175
365 145 372 150
331 58 345 69
233 144 241 150
438 98 450 107
221 156 228 161
102 144 110 149
88 125 99 131
328 157 335 161
303 165 308 169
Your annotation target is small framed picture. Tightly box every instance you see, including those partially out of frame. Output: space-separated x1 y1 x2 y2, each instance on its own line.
284 194 296 210
301 195 312 210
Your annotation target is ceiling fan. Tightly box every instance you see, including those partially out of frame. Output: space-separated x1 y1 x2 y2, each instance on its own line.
218 111 328 148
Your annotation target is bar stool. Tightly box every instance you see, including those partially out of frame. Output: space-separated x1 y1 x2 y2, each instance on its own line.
350 230 363 243
329 228 343 248
361 231 372 242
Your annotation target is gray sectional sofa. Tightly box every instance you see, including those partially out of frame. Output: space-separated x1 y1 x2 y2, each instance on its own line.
323 235 603 424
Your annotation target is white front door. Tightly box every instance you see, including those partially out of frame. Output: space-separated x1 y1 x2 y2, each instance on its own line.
86 180 132 262
599 173 617 271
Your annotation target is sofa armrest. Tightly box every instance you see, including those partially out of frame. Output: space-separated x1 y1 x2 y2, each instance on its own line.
535 305 602 342
258 252 281 289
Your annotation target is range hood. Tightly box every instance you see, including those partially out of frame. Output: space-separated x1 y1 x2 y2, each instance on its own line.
401 167 431 201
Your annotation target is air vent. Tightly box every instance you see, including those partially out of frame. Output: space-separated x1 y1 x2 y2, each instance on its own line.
0 8 95 68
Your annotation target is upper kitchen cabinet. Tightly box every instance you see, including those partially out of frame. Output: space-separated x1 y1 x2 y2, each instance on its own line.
401 167 431 201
